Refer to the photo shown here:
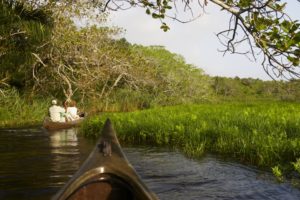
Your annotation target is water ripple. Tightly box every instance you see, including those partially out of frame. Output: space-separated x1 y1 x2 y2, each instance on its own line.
1 130 300 200
124 147 300 200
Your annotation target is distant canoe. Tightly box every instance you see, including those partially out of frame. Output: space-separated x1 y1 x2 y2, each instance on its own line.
43 117 84 131
52 119 158 200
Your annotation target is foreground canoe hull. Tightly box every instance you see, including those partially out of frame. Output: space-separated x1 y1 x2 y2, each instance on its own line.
52 119 158 200
43 117 83 131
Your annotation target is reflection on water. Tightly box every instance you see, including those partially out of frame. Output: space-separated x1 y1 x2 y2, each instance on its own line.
50 129 80 180
50 129 78 149
0 128 94 200
49 129 80 186
0 128 300 200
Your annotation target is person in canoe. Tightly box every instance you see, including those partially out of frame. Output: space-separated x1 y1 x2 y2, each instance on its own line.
49 99 66 122
64 100 81 121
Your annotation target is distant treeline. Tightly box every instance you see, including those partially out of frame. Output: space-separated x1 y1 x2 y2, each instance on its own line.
211 77 300 102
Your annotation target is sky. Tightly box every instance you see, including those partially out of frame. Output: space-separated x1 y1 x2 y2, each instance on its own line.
108 1 300 80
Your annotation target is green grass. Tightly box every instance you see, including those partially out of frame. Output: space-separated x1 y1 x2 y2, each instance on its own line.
80 102 300 176
0 89 49 128
2 93 300 180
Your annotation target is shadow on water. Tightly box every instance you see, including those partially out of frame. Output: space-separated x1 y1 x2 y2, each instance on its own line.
0 128 300 200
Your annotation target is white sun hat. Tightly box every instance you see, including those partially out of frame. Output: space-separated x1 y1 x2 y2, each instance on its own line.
52 99 57 105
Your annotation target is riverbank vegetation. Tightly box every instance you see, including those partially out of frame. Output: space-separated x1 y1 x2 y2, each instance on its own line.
0 89 50 128
2 0 300 184
1 0 212 112
81 102 300 180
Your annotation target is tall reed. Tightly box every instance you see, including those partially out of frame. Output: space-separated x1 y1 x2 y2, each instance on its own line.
0 89 50 128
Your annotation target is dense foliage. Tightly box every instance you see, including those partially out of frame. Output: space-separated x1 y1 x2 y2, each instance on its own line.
2 0 300 131
0 0 52 93
1 0 300 108
211 77 300 101
0 0 212 109
0 88 49 127
2 0 300 184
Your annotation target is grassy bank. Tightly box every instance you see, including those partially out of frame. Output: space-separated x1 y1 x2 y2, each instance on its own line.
0 89 50 128
81 102 300 177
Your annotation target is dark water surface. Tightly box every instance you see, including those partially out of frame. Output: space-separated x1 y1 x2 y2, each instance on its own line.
0 128 300 200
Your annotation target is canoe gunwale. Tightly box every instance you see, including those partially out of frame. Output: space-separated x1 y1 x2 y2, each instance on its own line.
43 117 84 131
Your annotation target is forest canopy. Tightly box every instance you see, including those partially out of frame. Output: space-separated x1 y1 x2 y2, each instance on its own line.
1 0 300 109
0 0 211 109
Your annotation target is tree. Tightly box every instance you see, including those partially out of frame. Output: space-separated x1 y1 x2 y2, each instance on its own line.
2 0 211 106
3 0 300 105
98 0 300 79
0 0 52 95
27 1 124 101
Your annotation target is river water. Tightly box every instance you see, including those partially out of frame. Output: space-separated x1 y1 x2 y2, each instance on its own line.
0 128 300 200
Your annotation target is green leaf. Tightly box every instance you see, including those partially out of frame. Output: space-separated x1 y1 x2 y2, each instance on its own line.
238 0 251 8
294 49 300 57
146 8 151 15
289 23 299 33
293 32 300 42
160 23 170 32
275 3 287 12
281 20 291 33
257 23 267 31
152 13 160 19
